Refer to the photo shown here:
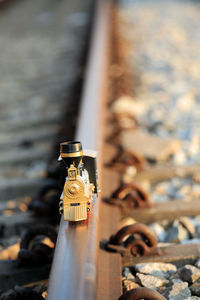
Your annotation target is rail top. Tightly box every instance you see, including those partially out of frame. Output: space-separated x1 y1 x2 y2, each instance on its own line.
47 1 110 299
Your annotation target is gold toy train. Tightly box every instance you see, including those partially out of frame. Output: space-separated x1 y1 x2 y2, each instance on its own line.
58 141 98 221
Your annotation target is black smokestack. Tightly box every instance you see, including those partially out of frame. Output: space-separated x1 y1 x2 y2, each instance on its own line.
60 141 83 168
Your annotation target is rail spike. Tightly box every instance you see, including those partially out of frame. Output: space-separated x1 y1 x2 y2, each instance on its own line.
118 287 166 300
109 223 157 257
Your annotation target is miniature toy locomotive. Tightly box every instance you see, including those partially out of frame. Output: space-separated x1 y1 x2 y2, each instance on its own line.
58 141 98 221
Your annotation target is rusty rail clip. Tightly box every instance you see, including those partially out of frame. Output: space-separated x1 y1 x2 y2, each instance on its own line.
107 223 157 257
106 147 144 171
106 183 151 211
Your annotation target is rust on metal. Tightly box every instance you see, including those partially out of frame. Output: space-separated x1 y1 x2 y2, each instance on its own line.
124 238 152 257
109 6 136 100
106 148 144 171
110 183 151 210
118 287 166 300
108 223 157 257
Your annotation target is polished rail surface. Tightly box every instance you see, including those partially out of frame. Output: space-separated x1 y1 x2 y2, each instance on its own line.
47 1 110 299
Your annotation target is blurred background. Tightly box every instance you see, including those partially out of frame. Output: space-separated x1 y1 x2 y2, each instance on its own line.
1 0 200 299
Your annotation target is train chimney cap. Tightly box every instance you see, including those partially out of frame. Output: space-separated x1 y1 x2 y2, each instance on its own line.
60 141 83 157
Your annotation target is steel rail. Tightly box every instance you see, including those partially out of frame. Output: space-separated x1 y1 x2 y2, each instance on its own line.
47 1 110 299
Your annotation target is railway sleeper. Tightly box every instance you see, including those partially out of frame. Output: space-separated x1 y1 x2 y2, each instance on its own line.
103 223 200 268
105 182 200 222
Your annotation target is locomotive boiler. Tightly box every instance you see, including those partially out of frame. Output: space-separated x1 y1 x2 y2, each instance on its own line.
58 141 98 221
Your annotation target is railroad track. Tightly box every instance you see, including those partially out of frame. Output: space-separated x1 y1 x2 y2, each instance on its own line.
1 0 200 299
49 0 200 299
47 1 122 299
